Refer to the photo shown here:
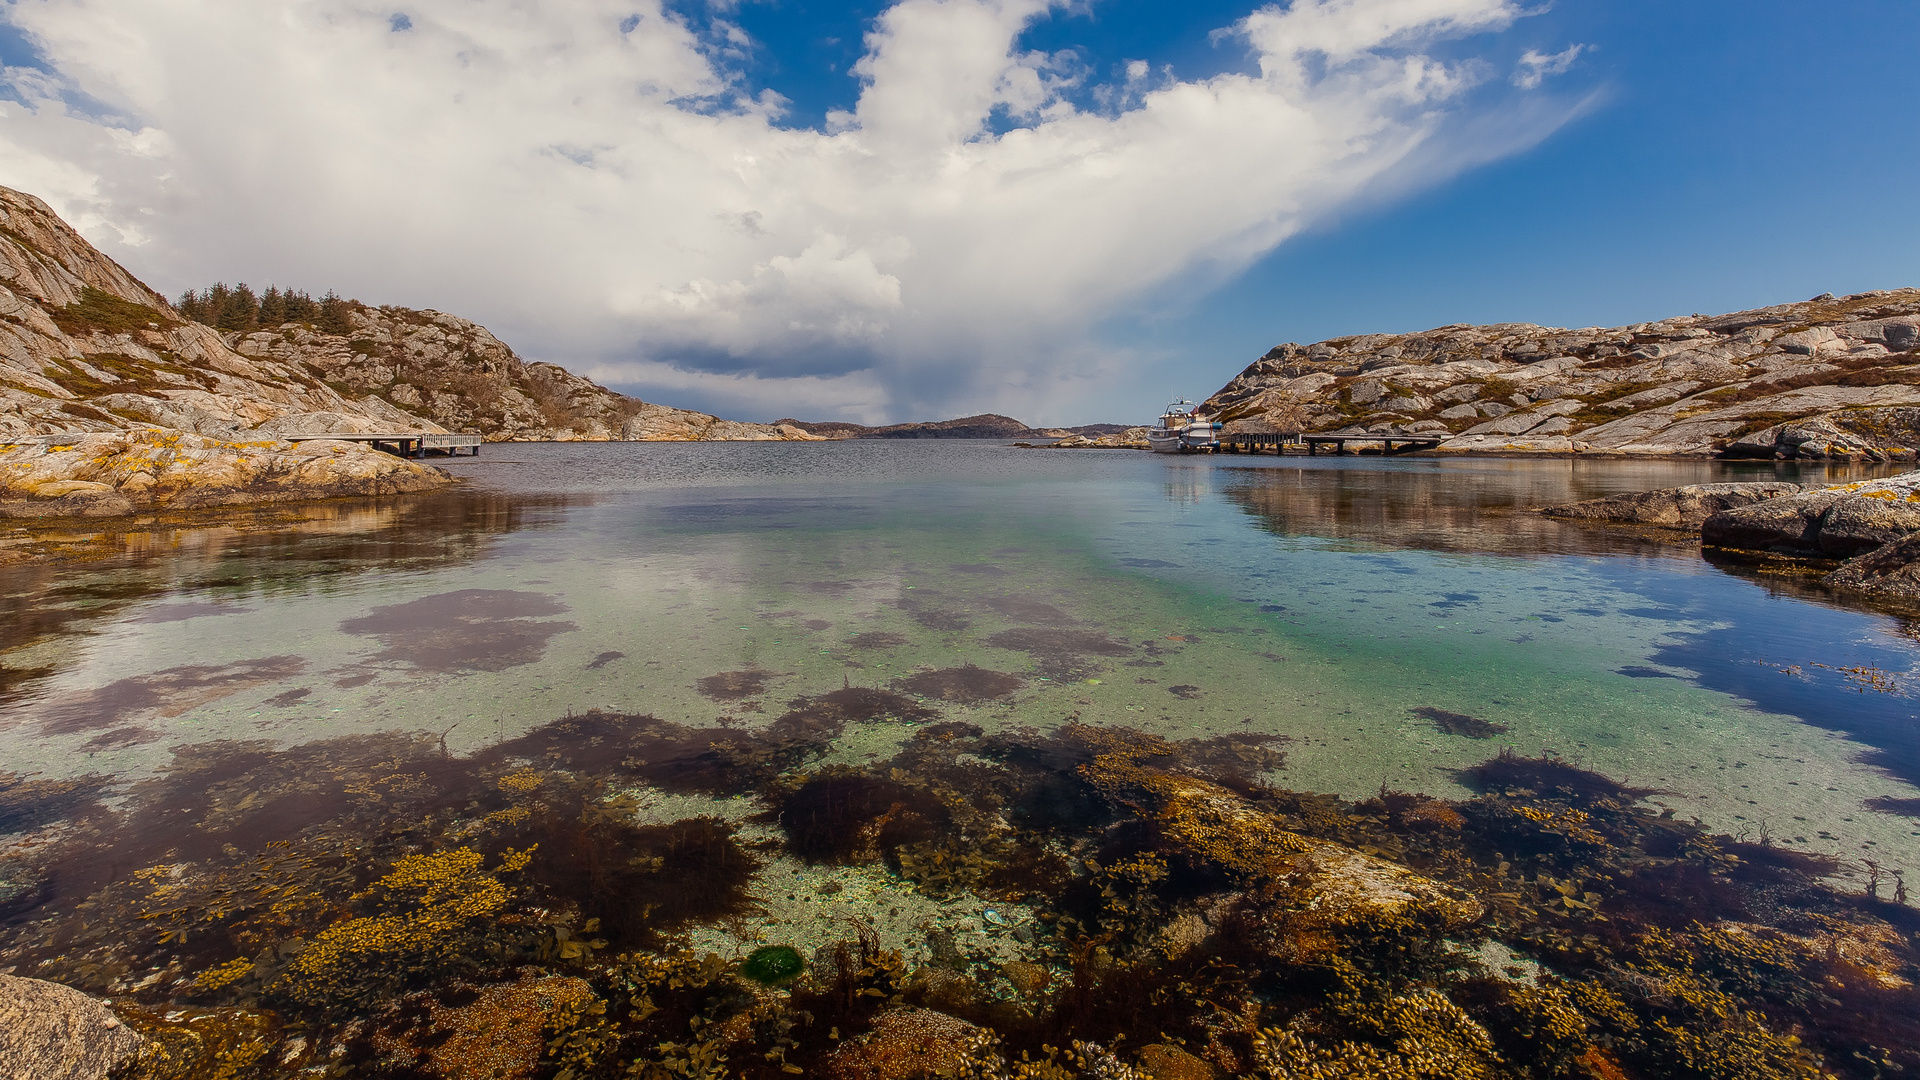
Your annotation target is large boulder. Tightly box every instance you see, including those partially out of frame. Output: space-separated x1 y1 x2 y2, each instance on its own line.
1826 533 1920 602
1721 408 1920 461
1540 482 1804 529
0 427 454 518
0 974 142 1080
1702 472 1920 556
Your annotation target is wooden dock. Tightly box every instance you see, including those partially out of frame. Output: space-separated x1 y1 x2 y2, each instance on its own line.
282 433 483 458
1301 433 1442 455
1214 432 1443 455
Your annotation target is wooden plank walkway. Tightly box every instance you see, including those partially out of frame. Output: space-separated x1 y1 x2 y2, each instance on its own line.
1302 433 1442 456
1215 432 1443 455
281 433 483 458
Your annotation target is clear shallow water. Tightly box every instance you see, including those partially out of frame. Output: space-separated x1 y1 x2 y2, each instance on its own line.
4 442 1918 877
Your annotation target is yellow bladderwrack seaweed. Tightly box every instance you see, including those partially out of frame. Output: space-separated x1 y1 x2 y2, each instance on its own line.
278 845 536 1006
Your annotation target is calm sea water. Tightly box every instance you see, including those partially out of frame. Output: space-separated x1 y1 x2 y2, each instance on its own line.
4 442 1918 881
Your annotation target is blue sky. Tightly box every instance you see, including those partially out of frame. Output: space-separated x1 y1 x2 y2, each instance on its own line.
1 1 1916 425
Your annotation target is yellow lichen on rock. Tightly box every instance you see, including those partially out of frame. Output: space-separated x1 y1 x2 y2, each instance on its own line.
0 427 452 518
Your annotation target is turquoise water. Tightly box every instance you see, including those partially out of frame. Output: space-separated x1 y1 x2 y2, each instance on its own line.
3 442 1917 882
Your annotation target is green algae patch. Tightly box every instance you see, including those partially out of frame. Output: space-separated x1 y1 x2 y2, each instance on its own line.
739 944 805 986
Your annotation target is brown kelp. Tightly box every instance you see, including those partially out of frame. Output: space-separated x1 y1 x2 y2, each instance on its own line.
0 702 1913 1080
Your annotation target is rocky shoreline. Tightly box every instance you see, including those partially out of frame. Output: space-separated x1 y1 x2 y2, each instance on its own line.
1545 471 1920 605
1200 290 1920 460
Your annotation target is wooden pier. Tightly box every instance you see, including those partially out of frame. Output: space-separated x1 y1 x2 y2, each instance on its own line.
1301 433 1442 456
1217 432 1300 453
282 433 483 458
1213 431 1443 455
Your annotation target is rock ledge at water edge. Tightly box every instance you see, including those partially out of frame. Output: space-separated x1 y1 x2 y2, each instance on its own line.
0 428 453 518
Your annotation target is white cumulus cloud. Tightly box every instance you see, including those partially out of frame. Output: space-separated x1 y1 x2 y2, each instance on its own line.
0 0 1581 423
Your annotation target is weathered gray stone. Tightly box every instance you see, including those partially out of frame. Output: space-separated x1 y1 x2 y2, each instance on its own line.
0 974 142 1080
1826 532 1920 601
1348 380 1384 405
1702 473 1920 556
1542 482 1803 529
1437 403 1478 420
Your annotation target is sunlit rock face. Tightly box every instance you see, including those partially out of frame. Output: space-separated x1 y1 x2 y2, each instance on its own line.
0 184 815 444
0 429 453 518
1203 291 1920 458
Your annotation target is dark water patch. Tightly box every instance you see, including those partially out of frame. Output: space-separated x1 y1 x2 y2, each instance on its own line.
1412 706 1508 739
1258 604 1285 612
1462 749 1656 806
0 771 112 833
1168 685 1203 700
949 564 1007 575
696 669 774 701
1616 665 1679 679
891 666 1024 704
984 596 1075 625
80 726 157 750
846 632 908 650
511 815 757 944
264 688 311 708
804 619 833 630
808 581 854 595
338 589 576 672
985 627 1134 677
130 602 254 624
481 711 802 796
1177 733 1288 783
1429 593 1479 608
585 650 625 669
332 672 376 688
1865 796 1920 817
35 655 307 734
773 768 951 864
1532 613 1565 623
770 687 939 740
1117 558 1180 568
910 610 971 632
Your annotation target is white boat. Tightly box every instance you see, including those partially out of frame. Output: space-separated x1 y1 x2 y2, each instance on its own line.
1146 400 1221 453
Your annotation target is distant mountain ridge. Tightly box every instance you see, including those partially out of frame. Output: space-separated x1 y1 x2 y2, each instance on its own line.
777 414 1132 439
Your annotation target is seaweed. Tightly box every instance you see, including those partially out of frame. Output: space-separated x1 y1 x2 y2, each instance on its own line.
0 713 1911 1080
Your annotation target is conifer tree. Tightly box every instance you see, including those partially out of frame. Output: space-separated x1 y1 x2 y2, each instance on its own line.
318 290 352 335
284 290 319 324
258 285 287 326
217 283 259 331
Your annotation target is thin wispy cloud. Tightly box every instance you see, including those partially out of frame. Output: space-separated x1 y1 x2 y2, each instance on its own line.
1513 43 1587 90
0 0 1583 423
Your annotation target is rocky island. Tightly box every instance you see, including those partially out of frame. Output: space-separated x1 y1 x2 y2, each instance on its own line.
1201 291 1920 459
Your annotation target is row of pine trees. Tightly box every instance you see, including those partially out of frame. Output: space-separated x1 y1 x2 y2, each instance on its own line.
175 283 356 334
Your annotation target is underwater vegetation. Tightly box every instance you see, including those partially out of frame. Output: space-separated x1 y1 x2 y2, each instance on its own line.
0 699 1914 1080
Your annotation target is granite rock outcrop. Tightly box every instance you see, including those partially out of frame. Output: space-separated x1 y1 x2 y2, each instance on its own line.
1203 291 1920 458
0 973 143 1080
0 184 817 444
1701 473 1920 557
0 429 453 518
1540 482 1805 529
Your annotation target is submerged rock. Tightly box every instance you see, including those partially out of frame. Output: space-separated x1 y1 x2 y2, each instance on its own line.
0 428 452 518
1702 471 1920 556
0 973 142 1080
826 1008 986 1080
1540 481 1803 529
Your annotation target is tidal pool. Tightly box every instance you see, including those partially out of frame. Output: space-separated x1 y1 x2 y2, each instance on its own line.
5 444 1916 868
3 443 1918 1077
